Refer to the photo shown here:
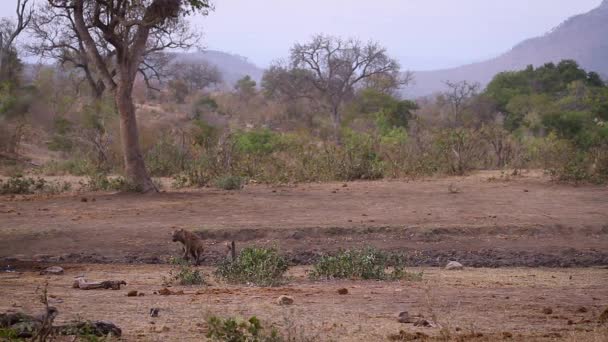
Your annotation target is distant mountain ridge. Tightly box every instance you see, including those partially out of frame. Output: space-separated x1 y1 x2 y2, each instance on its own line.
172 50 264 86
407 0 608 98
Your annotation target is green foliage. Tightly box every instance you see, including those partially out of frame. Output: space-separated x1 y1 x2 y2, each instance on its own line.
0 176 71 195
206 316 281 342
486 60 600 111
310 247 422 281
145 136 189 177
353 89 417 133
335 130 384 181
214 247 288 287
47 116 75 152
214 175 244 190
191 119 220 150
40 158 97 177
235 75 257 99
0 82 35 120
83 173 142 192
234 130 281 156
191 96 219 120
164 257 205 286
0 328 23 341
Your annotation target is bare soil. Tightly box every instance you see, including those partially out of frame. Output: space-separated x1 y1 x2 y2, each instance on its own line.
0 265 607 341
1 171 608 341
1 171 607 267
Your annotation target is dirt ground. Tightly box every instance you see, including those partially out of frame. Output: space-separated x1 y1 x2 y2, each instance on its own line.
0 265 607 341
1 171 607 266
1 171 608 341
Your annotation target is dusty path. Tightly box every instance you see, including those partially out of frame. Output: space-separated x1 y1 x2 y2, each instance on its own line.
1 171 607 266
0 265 607 341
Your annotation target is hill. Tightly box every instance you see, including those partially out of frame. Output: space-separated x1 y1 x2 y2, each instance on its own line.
407 0 608 98
172 50 264 86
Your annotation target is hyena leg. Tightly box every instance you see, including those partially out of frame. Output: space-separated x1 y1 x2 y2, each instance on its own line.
182 246 190 260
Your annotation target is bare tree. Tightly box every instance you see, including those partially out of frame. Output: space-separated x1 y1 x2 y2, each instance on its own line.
0 0 32 80
441 80 480 128
289 35 406 141
169 60 222 92
39 0 211 192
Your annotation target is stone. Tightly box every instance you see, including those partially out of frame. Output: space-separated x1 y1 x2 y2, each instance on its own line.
277 295 294 305
150 308 160 317
40 266 64 275
445 261 464 270
397 311 412 323
542 307 553 315
127 290 138 297
337 288 349 295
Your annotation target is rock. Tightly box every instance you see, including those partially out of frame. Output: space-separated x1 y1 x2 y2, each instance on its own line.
277 295 294 305
502 332 513 339
542 307 553 315
397 311 411 323
40 266 64 275
149 308 160 318
445 261 464 270
138 293 145 297
127 290 138 297
158 288 184 296
576 307 588 313
388 331 429 340
337 288 348 295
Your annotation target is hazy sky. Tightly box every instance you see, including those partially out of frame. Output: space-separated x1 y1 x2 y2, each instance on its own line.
1 0 603 70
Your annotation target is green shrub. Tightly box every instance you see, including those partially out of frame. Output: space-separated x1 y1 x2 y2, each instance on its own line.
214 175 244 190
83 173 141 192
335 130 384 181
206 316 281 342
0 328 22 341
163 257 205 286
0 176 71 195
172 158 215 188
145 137 189 177
214 247 288 287
41 158 97 176
234 129 281 156
309 247 422 281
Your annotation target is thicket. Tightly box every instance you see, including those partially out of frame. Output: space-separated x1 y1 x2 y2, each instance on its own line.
4 59 608 187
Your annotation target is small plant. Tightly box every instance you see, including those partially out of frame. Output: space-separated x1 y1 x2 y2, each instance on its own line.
0 328 23 341
206 315 282 342
214 247 288 287
309 247 422 281
163 257 205 286
83 173 142 192
0 176 71 195
214 175 244 190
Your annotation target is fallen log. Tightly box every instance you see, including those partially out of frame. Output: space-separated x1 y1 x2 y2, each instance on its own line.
72 278 126 290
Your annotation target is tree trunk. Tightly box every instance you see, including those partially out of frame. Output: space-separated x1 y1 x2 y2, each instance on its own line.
115 78 156 193
331 107 342 144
